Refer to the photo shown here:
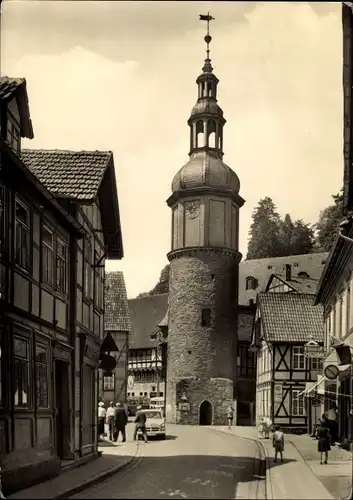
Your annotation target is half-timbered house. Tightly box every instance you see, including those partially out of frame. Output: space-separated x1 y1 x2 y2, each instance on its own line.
252 292 324 432
102 271 131 406
236 253 327 426
20 148 123 469
0 77 124 494
0 77 84 493
311 3 353 447
127 294 168 403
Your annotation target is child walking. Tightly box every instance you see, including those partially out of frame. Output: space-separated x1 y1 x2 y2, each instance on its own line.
272 425 284 463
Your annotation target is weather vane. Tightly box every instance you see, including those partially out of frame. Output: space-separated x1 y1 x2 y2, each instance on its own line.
199 13 215 61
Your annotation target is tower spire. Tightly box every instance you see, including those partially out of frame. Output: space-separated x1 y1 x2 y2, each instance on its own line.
199 13 215 73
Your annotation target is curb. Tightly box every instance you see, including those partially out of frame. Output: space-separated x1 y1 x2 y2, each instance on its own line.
54 448 139 499
208 427 268 499
288 439 334 500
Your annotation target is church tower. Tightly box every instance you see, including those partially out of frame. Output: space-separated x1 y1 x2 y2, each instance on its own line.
165 15 245 425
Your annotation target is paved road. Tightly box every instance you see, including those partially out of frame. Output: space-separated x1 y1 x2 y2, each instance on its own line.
70 425 264 499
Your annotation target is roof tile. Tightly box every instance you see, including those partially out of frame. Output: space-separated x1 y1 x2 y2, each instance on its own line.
128 294 169 349
21 149 112 200
104 272 131 332
259 292 324 343
0 77 25 100
239 252 328 306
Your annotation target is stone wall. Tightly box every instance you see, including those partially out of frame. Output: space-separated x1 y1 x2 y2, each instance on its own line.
166 377 233 425
166 247 240 424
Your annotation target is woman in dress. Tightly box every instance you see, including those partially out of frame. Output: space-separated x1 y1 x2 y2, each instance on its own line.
317 414 331 464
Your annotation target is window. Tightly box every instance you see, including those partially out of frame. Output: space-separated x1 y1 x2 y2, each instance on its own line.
298 271 310 279
347 287 351 334
201 308 211 327
14 337 30 407
93 251 103 309
239 345 256 377
41 225 54 286
246 277 257 290
15 200 30 271
333 306 337 335
103 374 115 391
0 186 5 256
56 238 67 294
6 114 20 154
83 238 92 299
292 389 305 416
339 298 343 338
292 346 305 370
35 345 49 408
311 357 323 371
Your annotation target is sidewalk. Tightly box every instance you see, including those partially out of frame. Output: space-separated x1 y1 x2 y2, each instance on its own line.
7 424 139 500
289 434 351 500
213 426 335 500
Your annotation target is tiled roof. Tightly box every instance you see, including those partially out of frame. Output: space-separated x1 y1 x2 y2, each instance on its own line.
128 294 169 349
239 252 328 306
0 76 34 139
21 149 112 200
0 76 25 100
258 292 324 343
104 272 131 332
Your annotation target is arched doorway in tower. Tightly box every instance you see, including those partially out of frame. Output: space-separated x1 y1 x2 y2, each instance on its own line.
199 400 213 425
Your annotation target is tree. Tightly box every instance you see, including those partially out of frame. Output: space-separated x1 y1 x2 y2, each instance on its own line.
247 197 283 259
150 264 170 295
278 214 294 256
314 190 343 251
136 264 170 298
291 219 315 255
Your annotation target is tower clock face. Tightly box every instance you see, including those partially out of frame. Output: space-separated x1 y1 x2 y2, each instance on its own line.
185 201 200 219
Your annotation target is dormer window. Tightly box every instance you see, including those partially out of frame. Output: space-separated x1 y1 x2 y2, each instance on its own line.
6 112 20 154
298 271 310 279
246 276 257 290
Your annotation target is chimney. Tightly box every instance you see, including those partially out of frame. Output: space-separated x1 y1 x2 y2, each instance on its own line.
285 264 292 281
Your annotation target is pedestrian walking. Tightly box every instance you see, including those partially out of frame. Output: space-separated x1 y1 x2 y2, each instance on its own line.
226 405 234 430
317 414 331 464
326 403 338 444
114 402 128 442
272 425 284 463
106 401 116 441
98 402 106 441
133 405 148 443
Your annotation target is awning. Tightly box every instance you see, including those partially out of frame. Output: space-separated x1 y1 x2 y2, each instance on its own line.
298 376 325 397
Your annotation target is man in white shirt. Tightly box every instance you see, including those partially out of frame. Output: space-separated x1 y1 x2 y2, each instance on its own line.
106 401 117 440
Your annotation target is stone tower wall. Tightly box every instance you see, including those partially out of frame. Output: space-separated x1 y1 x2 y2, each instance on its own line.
165 247 240 425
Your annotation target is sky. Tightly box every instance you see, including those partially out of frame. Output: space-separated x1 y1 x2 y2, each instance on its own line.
1 1 343 298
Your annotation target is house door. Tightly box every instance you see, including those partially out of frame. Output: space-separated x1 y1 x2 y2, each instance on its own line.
199 400 212 425
55 359 70 459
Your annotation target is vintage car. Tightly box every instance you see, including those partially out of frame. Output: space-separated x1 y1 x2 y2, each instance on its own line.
137 409 166 440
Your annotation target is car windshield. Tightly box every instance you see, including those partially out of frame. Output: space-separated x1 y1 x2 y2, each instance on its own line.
143 411 162 419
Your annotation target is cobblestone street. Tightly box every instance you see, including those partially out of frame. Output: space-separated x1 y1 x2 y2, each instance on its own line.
70 425 265 499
